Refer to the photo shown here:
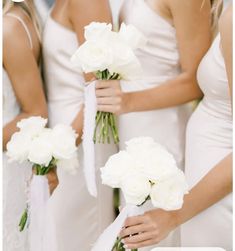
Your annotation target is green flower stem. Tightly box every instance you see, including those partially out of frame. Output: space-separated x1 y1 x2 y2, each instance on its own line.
112 237 137 251
93 70 120 144
19 208 28 232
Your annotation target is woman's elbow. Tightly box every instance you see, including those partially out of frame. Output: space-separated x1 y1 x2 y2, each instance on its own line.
182 72 204 101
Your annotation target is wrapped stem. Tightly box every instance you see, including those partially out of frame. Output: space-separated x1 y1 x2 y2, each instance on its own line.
19 159 57 232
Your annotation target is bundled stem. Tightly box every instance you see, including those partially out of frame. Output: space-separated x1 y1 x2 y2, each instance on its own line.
93 70 121 144
112 237 137 251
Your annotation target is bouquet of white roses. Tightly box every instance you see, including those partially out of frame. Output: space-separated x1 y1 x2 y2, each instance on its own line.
6 116 79 251
91 137 188 251
71 22 147 144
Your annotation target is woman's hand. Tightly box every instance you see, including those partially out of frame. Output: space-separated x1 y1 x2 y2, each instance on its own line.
95 80 130 115
120 209 179 249
46 168 59 195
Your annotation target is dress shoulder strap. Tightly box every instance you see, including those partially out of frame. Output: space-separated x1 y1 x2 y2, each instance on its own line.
5 13 33 49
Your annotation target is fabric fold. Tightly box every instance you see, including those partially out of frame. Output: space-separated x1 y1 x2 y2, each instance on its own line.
83 81 98 197
29 175 50 251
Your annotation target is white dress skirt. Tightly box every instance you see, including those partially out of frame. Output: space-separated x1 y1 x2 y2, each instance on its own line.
43 16 116 251
119 0 193 249
181 35 232 250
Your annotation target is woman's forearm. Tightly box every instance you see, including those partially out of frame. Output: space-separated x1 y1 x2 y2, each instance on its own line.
125 73 203 113
175 153 232 227
3 109 48 151
96 73 203 114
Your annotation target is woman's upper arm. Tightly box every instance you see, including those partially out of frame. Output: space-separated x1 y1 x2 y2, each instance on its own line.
3 17 47 116
69 0 112 44
219 5 233 99
169 0 212 75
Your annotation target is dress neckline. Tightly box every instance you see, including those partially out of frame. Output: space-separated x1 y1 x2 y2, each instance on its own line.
48 15 76 36
140 0 175 30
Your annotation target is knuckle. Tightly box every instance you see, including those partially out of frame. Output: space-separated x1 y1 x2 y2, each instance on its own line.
115 89 121 96
116 97 122 104
153 228 160 236
115 105 121 114
144 213 151 222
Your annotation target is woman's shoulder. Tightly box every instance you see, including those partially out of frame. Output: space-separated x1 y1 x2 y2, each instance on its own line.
3 9 33 43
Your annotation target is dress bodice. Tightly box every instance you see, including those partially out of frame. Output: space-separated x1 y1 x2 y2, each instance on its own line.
195 34 232 148
197 35 232 122
43 16 84 126
122 0 180 85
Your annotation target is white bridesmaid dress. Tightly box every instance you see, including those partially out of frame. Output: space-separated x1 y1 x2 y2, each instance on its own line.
119 0 192 249
182 34 232 250
3 14 32 251
43 15 116 251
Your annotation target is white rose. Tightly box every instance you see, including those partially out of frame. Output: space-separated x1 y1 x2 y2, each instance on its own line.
84 22 112 41
125 137 178 182
28 132 53 167
6 132 32 163
57 152 79 174
17 116 47 138
71 40 114 73
121 173 151 205
101 151 138 188
51 124 78 160
150 170 189 210
108 41 142 80
143 146 178 183
118 23 147 50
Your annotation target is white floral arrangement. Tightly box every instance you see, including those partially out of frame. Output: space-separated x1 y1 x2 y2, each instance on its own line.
71 22 147 144
101 137 188 210
7 116 79 174
92 137 188 251
6 116 79 231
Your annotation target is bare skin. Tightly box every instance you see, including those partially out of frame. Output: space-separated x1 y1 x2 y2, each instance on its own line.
51 0 112 145
3 5 57 192
119 4 233 249
3 7 47 149
95 0 212 114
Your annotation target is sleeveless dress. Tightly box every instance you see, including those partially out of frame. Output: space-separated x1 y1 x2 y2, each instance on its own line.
119 0 192 248
3 13 33 251
43 16 116 251
181 35 232 250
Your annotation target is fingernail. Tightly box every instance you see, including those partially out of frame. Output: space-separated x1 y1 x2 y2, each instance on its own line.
121 239 125 244
124 245 128 249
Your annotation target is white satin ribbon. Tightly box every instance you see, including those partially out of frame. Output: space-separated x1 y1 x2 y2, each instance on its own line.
91 205 145 251
29 175 50 251
83 81 97 197
42 198 58 251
